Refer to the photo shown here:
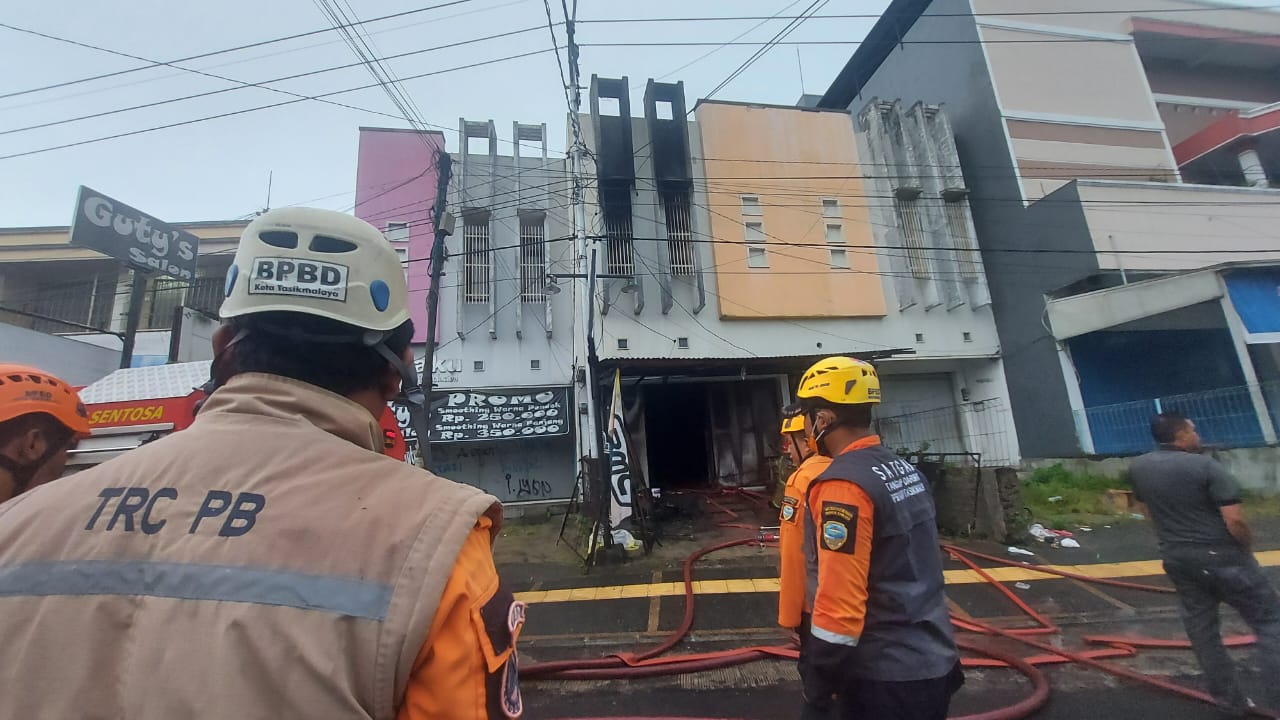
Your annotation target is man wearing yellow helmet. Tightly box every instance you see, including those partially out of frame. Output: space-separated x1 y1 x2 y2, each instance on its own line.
0 364 91 503
795 356 961 720
777 404 833 720
0 208 522 718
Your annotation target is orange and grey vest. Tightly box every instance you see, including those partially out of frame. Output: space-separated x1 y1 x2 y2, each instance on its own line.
0 373 499 719
803 443 957 682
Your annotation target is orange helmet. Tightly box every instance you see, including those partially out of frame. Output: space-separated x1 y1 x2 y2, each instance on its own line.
0 364 91 438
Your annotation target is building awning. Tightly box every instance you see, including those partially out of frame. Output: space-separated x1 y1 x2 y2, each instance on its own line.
598 349 914 379
1225 268 1280 343
1045 269 1224 340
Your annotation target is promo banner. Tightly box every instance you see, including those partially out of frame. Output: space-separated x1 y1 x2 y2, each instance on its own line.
392 387 570 448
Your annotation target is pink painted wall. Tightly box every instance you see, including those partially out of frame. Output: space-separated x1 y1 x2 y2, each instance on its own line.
354 127 447 343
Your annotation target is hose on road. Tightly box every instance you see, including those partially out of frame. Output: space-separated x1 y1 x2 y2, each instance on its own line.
527 538 1275 719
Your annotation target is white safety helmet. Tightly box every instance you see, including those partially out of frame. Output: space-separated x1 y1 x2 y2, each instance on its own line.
221 207 408 332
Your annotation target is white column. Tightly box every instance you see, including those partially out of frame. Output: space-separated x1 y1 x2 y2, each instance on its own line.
1056 341 1096 455
1219 277 1278 443
1238 147 1269 188
109 269 135 333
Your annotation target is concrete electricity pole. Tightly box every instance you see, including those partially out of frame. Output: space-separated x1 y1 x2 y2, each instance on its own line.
419 150 455 470
564 10 603 489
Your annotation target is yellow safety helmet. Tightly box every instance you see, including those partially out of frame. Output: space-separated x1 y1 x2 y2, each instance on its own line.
796 356 881 405
780 404 805 435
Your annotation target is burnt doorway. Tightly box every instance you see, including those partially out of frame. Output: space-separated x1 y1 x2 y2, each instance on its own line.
643 382 710 489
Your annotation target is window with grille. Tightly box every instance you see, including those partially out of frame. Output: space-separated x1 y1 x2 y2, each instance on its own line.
664 191 694 276
944 200 981 281
894 198 930 278
605 205 634 276
740 195 762 216
519 217 546 303
821 198 840 218
146 278 187 330
184 275 226 316
15 268 119 334
463 218 491 303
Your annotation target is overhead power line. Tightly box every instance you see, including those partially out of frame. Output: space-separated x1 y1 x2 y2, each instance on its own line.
705 0 829 100
0 47 557 161
0 22 545 137
0 0 473 102
579 5 1280 23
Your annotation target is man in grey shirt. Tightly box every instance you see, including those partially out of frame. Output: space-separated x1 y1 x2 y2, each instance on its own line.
1130 412 1280 716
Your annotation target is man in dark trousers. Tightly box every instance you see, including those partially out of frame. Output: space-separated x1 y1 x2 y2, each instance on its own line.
1130 411 1280 716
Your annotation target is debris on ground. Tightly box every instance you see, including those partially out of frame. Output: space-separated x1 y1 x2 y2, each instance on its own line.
1014 582 1032 590
1008 546 1036 556
1129 513 1146 520
1028 522 1083 549
1047 496 1064 503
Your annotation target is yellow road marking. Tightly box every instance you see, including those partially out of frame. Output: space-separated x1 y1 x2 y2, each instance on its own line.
513 550 1280 605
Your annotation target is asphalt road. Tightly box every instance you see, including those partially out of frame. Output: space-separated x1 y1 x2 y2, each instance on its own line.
504 519 1280 719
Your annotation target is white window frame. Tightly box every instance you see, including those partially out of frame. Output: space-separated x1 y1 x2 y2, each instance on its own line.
385 221 410 244
829 248 851 270
740 195 762 216
821 197 841 218
744 220 768 268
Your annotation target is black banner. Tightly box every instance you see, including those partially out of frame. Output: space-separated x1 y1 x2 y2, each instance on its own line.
393 387 570 444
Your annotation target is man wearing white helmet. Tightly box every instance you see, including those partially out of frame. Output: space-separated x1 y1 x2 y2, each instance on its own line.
0 208 523 719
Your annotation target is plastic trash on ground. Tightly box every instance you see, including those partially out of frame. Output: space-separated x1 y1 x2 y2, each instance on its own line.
1014 582 1032 590
1059 538 1081 549
1008 546 1036 556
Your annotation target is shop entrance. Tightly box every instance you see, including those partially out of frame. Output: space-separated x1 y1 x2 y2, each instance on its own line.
643 382 710 489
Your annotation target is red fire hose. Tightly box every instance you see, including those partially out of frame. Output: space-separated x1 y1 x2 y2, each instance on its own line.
528 538 1274 719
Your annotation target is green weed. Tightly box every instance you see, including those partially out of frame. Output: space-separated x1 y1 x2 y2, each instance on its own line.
1021 464 1130 530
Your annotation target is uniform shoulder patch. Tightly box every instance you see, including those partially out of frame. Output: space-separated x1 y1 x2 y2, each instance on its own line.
780 495 799 523
820 501 858 555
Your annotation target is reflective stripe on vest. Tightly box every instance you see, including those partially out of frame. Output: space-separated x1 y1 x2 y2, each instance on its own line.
0 560 393 620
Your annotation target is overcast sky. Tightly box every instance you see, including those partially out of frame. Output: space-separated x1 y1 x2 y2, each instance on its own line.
0 0 892 227
3 0 1275 228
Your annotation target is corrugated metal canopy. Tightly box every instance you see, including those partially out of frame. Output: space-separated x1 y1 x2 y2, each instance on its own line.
79 361 210 404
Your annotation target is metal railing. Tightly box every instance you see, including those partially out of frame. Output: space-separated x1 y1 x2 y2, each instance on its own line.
663 191 695 276
11 280 117 334
519 219 546 303
1080 381 1280 455
463 220 491 303
876 397 1016 466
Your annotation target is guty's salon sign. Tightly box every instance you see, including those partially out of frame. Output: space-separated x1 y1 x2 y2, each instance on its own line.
71 187 200 280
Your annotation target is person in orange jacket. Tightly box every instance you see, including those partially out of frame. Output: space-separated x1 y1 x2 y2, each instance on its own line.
795 356 962 720
0 364 91 503
777 404 833 720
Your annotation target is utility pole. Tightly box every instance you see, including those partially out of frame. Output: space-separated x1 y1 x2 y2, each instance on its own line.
118 270 148 369
564 8 605 530
418 150 455 470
